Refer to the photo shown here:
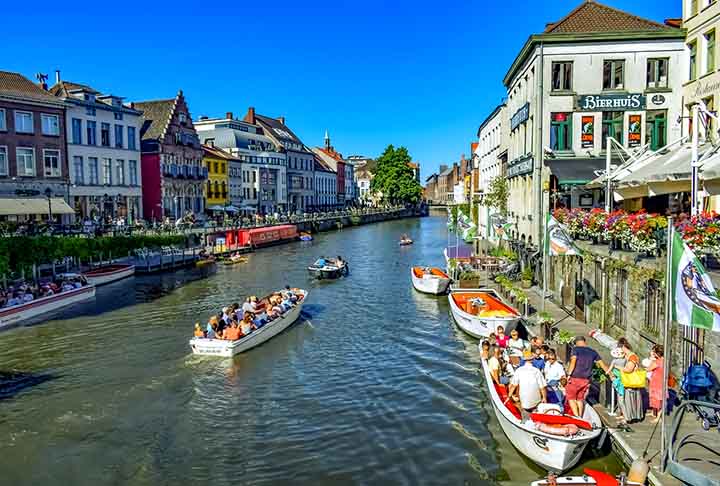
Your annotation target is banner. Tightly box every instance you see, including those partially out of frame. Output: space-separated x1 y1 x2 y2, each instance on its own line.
670 231 720 332
628 114 641 148
581 116 594 148
545 214 580 256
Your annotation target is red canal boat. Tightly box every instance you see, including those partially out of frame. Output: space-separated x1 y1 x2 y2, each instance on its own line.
219 225 299 249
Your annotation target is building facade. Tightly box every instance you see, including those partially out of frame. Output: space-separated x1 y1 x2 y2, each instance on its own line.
195 113 287 215
0 71 73 221
312 133 354 208
476 103 508 240
503 0 685 245
313 154 338 210
135 91 206 222
50 76 143 222
202 145 231 209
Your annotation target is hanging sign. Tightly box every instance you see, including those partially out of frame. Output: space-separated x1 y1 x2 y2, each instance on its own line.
581 116 594 148
628 114 642 148
511 103 530 131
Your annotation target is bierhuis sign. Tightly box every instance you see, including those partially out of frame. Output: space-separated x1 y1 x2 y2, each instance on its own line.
576 93 646 111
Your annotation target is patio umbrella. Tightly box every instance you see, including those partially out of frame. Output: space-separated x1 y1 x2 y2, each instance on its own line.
208 205 225 212
224 205 240 212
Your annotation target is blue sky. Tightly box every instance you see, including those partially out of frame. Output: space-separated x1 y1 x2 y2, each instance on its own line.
2 0 678 180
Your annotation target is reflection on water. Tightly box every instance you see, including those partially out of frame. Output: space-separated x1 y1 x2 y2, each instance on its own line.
0 215 619 485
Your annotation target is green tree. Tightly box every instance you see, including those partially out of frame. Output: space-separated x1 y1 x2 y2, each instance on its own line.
370 145 422 204
483 176 509 216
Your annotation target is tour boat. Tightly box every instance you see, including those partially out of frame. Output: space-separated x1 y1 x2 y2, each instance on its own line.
307 260 348 280
448 288 520 338
223 255 248 265
299 232 313 242
0 284 96 329
410 266 451 295
83 263 135 286
530 470 641 485
189 289 308 357
480 358 602 472
399 238 413 246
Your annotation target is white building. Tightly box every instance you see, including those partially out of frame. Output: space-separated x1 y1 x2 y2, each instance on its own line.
476 103 507 241
195 114 287 214
503 0 685 246
50 76 143 222
313 154 337 209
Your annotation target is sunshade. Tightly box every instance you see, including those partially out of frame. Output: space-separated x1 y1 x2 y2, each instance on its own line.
0 197 75 216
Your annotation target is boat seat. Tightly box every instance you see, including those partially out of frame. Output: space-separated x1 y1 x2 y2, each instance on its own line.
494 383 522 420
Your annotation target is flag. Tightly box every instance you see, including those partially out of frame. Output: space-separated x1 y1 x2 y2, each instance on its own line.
670 231 720 332
545 214 579 256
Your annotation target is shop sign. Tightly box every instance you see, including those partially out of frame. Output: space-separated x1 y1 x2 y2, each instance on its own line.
508 155 533 178
628 114 642 148
576 93 645 111
511 102 530 131
650 94 666 106
687 71 720 103
581 116 594 148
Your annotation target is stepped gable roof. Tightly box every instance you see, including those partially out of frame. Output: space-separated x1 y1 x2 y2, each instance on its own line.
544 0 671 34
134 98 176 141
0 70 63 104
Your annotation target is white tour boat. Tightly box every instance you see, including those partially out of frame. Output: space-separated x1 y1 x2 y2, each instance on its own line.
0 284 96 329
480 358 602 472
83 263 135 286
189 289 308 357
530 470 641 486
411 266 451 295
448 288 520 338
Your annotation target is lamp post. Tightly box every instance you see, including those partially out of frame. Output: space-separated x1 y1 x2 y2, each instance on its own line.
44 187 53 225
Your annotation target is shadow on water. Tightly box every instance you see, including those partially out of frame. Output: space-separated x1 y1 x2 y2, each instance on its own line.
0 371 59 401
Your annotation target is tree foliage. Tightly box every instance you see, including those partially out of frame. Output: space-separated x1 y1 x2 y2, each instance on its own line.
370 145 423 204
483 176 509 216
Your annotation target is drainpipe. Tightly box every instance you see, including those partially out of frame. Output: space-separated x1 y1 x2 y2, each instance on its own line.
536 41 545 249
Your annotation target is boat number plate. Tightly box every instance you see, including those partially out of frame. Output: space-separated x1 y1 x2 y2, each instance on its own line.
532 436 549 452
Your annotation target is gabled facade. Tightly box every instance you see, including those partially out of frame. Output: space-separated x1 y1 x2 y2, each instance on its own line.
202 144 231 208
476 102 508 240
313 153 337 210
135 91 206 221
50 75 143 222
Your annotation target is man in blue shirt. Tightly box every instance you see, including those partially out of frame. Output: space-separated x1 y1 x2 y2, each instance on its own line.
566 336 609 417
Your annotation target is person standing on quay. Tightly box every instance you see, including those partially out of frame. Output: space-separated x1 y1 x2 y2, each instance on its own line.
565 336 609 418
645 344 665 423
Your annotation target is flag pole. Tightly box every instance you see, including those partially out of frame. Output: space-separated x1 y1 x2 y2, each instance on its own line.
541 199 548 313
660 217 673 470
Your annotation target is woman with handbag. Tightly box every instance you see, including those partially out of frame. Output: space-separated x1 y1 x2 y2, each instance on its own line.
613 337 646 424
645 344 665 423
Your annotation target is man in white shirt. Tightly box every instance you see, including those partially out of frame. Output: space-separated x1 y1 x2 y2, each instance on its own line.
543 349 567 404
509 350 547 418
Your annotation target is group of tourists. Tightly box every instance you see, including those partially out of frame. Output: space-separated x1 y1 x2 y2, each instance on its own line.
193 287 302 341
0 275 89 308
482 328 666 425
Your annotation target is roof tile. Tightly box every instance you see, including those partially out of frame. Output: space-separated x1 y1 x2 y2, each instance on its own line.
0 70 63 104
544 0 673 34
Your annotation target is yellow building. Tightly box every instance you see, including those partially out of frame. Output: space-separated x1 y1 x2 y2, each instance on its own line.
202 145 232 210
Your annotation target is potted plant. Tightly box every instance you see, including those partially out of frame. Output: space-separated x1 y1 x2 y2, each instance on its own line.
521 266 533 288
536 311 554 339
553 328 575 363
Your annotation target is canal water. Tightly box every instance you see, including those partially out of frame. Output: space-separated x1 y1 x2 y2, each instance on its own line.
0 213 619 486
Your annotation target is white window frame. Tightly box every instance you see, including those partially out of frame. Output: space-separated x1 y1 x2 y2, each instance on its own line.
102 158 113 185
73 155 84 185
0 145 7 175
16 147 35 176
0 108 6 131
129 160 138 186
43 149 61 178
14 111 34 134
41 113 60 136
116 159 125 185
89 157 99 185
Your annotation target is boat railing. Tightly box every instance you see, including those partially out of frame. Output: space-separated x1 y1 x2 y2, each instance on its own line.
663 400 720 486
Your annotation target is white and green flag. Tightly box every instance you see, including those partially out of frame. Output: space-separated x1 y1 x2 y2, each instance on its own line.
670 231 720 332
545 214 579 256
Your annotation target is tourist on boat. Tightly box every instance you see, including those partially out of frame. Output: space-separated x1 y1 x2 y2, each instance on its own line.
5 293 20 307
645 344 665 423
508 350 547 419
495 326 509 348
480 340 491 359
544 349 567 404
315 256 327 267
566 336 609 418
530 346 546 370
613 337 645 424
488 346 513 385
223 321 242 341
506 329 528 354
530 335 545 348
20 291 34 303
242 296 258 316
206 321 217 339
283 286 298 303
194 323 205 338
240 313 256 335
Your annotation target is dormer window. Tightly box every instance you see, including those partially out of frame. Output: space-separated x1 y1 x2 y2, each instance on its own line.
179 113 187 125
84 93 95 103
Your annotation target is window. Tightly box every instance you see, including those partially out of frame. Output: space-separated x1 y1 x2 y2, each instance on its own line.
43 149 61 177
602 111 624 146
0 146 7 175
114 125 124 148
116 159 125 185
86 106 96 116
89 157 99 184
16 147 35 176
602 60 625 90
213 162 219 174
101 123 110 146
71 118 82 144
0 108 5 131
15 111 33 133
551 61 574 91
128 126 136 150
550 113 572 151
691 0 699 16
703 96 715 140
179 113 187 124
129 160 138 185
646 58 669 89
103 158 112 185
643 279 664 338
707 30 716 73
41 114 60 135
689 41 698 80
114 112 123 121
73 156 84 184
646 111 667 150
85 120 96 145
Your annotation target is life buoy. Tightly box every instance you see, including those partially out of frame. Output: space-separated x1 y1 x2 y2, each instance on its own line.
536 422 580 437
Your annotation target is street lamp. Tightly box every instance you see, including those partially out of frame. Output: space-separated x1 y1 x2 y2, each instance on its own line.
44 187 53 225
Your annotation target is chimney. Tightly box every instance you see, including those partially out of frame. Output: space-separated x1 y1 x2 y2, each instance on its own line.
226 111 233 120
278 116 285 125
55 70 61 84
244 107 256 124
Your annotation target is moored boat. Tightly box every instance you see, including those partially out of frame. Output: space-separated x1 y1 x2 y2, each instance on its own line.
399 238 413 246
223 254 248 265
411 266 451 295
480 358 602 472
530 469 641 486
448 288 520 338
83 263 135 286
189 289 307 357
196 256 216 268
0 283 96 329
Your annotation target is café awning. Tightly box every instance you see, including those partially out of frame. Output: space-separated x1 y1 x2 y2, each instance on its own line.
546 158 606 185
0 197 75 216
